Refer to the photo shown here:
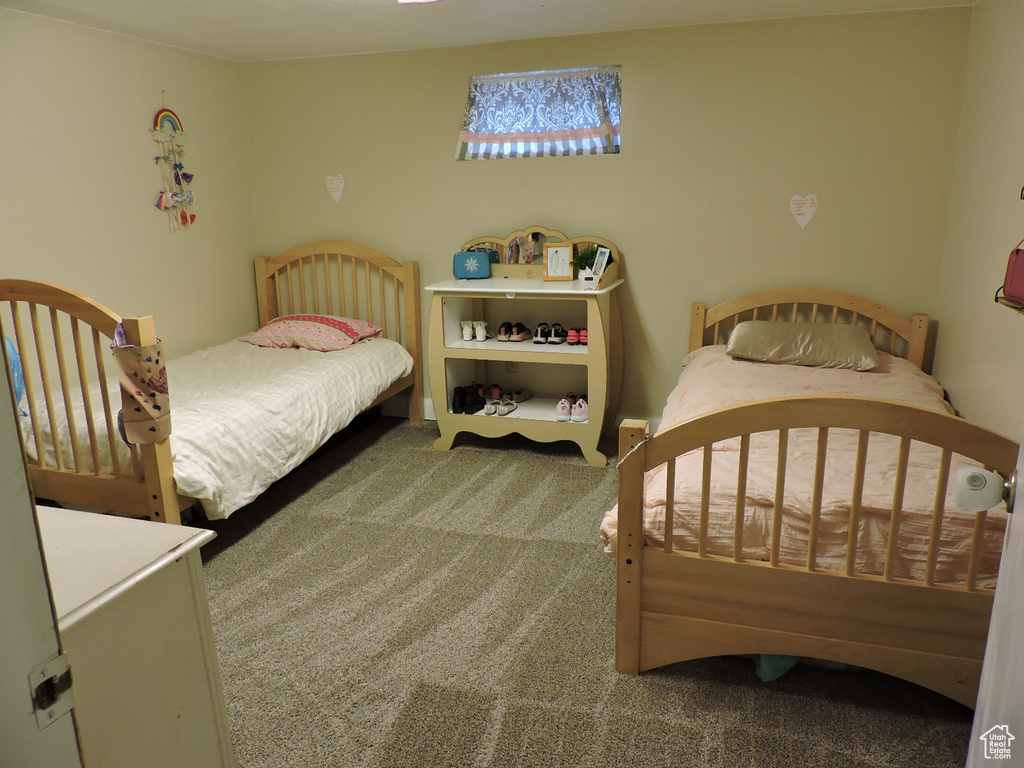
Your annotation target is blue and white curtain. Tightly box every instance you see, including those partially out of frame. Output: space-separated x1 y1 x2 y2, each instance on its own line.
455 66 621 160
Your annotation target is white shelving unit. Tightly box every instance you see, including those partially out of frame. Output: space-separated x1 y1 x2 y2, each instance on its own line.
426 226 624 466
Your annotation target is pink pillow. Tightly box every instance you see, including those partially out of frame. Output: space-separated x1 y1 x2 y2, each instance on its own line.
238 314 382 352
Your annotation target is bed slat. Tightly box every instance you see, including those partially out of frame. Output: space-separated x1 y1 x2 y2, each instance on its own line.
769 429 788 567
807 427 828 572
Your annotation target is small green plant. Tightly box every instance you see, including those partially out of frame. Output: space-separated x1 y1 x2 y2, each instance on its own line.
572 244 599 272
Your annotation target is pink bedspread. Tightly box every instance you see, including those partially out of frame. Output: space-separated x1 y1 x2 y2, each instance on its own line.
600 346 1006 587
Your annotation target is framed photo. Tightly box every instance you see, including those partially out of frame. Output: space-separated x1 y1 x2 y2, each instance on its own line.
592 246 611 278
543 242 573 281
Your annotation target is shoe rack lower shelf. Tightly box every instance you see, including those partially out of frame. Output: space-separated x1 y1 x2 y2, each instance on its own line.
437 398 606 465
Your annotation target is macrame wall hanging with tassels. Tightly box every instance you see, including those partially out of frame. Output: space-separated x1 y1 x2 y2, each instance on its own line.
150 94 196 231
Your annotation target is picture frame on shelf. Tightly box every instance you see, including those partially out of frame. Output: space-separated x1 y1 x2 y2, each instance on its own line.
543 243 573 281
592 246 611 278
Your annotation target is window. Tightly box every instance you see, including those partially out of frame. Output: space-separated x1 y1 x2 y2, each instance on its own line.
455 66 621 160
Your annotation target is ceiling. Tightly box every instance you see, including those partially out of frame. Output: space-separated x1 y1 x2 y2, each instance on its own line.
1 0 973 63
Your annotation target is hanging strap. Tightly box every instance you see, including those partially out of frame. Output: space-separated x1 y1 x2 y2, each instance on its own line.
111 323 171 444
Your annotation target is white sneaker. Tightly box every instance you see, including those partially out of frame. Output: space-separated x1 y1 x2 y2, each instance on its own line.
555 398 572 422
461 320 473 341
571 398 588 422
473 321 491 342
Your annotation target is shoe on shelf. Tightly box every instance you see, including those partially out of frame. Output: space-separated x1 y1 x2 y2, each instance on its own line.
533 323 550 344
497 321 514 341
473 321 493 342
512 388 533 403
488 383 503 401
484 399 498 415
461 320 474 342
555 398 572 422
579 328 588 346
567 327 580 345
463 382 486 414
564 392 579 406
509 322 533 342
548 323 568 344
571 398 589 422
497 393 518 416
451 386 466 414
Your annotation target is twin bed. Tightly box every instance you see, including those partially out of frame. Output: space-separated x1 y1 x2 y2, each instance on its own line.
604 287 1017 707
0 241 422 524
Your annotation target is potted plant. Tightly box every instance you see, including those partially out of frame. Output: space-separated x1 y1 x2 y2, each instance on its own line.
571 244 599 275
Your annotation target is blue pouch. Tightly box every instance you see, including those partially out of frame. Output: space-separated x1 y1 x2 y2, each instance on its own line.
4 336 26 409
453 248 498 279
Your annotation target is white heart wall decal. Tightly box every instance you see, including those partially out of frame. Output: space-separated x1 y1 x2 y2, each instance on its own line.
790 194 817 229
326 175 345 202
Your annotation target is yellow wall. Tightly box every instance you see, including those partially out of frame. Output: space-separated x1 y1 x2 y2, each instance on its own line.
0 10 258 357
933 0 1024 436
2 7 980 427
243 9 970 420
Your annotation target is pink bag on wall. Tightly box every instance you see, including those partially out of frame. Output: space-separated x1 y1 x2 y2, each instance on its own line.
997 238 1024 306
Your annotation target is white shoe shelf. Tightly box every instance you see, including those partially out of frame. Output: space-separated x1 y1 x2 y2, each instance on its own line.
425 226 624 466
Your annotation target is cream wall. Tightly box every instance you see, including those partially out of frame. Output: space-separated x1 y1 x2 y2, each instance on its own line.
933 0 1024 438
243 9 970 421
0 9 257 358
2 8 977 427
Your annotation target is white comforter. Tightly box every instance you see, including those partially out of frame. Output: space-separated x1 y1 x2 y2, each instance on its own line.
23 338 413 519
600 346 1006 587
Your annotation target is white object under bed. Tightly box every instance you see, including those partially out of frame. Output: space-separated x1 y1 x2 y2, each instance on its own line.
23 337 413 519
600 345 1006 588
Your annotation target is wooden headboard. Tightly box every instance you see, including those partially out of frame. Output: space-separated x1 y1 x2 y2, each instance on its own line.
253 240 423 423
689 287 932 372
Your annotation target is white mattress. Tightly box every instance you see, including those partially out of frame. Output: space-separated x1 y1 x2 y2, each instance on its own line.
22 337 414 519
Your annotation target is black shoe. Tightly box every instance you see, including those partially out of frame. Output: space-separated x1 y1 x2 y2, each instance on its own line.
463 384 486 414
534 322 550 343
451 386 466 414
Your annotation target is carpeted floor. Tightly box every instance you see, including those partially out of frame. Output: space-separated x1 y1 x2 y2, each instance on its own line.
198 416 974 768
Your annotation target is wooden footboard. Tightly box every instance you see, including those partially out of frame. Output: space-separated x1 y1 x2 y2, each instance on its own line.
615 399 1018 707
0 280 188 523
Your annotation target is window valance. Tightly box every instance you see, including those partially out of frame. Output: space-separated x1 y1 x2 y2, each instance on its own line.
455 66 621 160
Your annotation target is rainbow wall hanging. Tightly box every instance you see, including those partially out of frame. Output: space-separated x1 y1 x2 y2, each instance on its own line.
150 102 196 231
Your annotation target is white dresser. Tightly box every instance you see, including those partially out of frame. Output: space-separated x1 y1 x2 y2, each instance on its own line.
38 507 235 768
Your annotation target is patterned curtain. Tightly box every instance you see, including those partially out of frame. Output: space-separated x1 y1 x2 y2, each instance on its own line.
455 66 621 160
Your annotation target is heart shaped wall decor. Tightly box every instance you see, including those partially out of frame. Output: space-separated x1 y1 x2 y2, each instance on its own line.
326 175 345 202
790 194 817 229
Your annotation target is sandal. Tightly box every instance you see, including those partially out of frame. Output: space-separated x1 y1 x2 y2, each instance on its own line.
509 322 533 342
512 388 533 403
497 321 514 342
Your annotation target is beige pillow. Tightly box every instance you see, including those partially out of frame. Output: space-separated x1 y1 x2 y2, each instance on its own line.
725 321 879 371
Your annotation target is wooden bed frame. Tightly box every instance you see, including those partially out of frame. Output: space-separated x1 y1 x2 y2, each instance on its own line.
0 240 422 525
614 287 1018 707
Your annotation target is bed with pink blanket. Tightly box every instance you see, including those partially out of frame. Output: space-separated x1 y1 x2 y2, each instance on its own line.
605 287 1017 707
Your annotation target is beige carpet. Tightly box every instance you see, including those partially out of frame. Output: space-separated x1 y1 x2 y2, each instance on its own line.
198 417 973 768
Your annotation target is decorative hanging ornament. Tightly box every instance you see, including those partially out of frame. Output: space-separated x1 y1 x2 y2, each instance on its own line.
150 100 196 231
